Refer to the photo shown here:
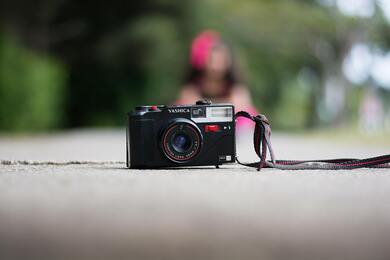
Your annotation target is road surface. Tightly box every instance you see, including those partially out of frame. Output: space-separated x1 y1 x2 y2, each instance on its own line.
0 129 389 260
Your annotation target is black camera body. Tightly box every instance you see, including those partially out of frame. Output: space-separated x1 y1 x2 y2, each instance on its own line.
126 101 236 169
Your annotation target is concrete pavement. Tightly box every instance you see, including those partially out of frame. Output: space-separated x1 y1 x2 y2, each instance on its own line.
0 129 389 260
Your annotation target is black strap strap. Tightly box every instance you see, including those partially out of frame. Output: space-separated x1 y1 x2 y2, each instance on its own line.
235 111 390 171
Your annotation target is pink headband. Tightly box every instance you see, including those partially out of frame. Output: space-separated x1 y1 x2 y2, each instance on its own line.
190 30 220 70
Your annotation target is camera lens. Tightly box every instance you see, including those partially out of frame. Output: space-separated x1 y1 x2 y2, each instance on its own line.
172 133 192 153
161 120 202 163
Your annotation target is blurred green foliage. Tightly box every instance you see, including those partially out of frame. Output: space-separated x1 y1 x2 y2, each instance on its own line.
0 0 389 131
0 34 66 131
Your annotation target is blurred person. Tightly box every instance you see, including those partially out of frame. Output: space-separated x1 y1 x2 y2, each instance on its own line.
176 30 257 131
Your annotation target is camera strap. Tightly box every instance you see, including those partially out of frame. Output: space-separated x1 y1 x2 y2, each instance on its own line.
235 111 390 171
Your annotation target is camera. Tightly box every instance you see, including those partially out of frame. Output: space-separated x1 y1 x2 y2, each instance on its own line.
126 100 236 168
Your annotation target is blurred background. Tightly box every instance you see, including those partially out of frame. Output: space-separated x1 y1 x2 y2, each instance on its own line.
1 0 390 133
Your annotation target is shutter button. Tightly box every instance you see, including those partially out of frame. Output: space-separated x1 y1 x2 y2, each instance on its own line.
196 100 212 105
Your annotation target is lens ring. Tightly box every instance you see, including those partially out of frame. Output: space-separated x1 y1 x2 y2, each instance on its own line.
162 121 202 163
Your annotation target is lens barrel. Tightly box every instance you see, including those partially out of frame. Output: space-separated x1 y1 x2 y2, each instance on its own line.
161 120 202 163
